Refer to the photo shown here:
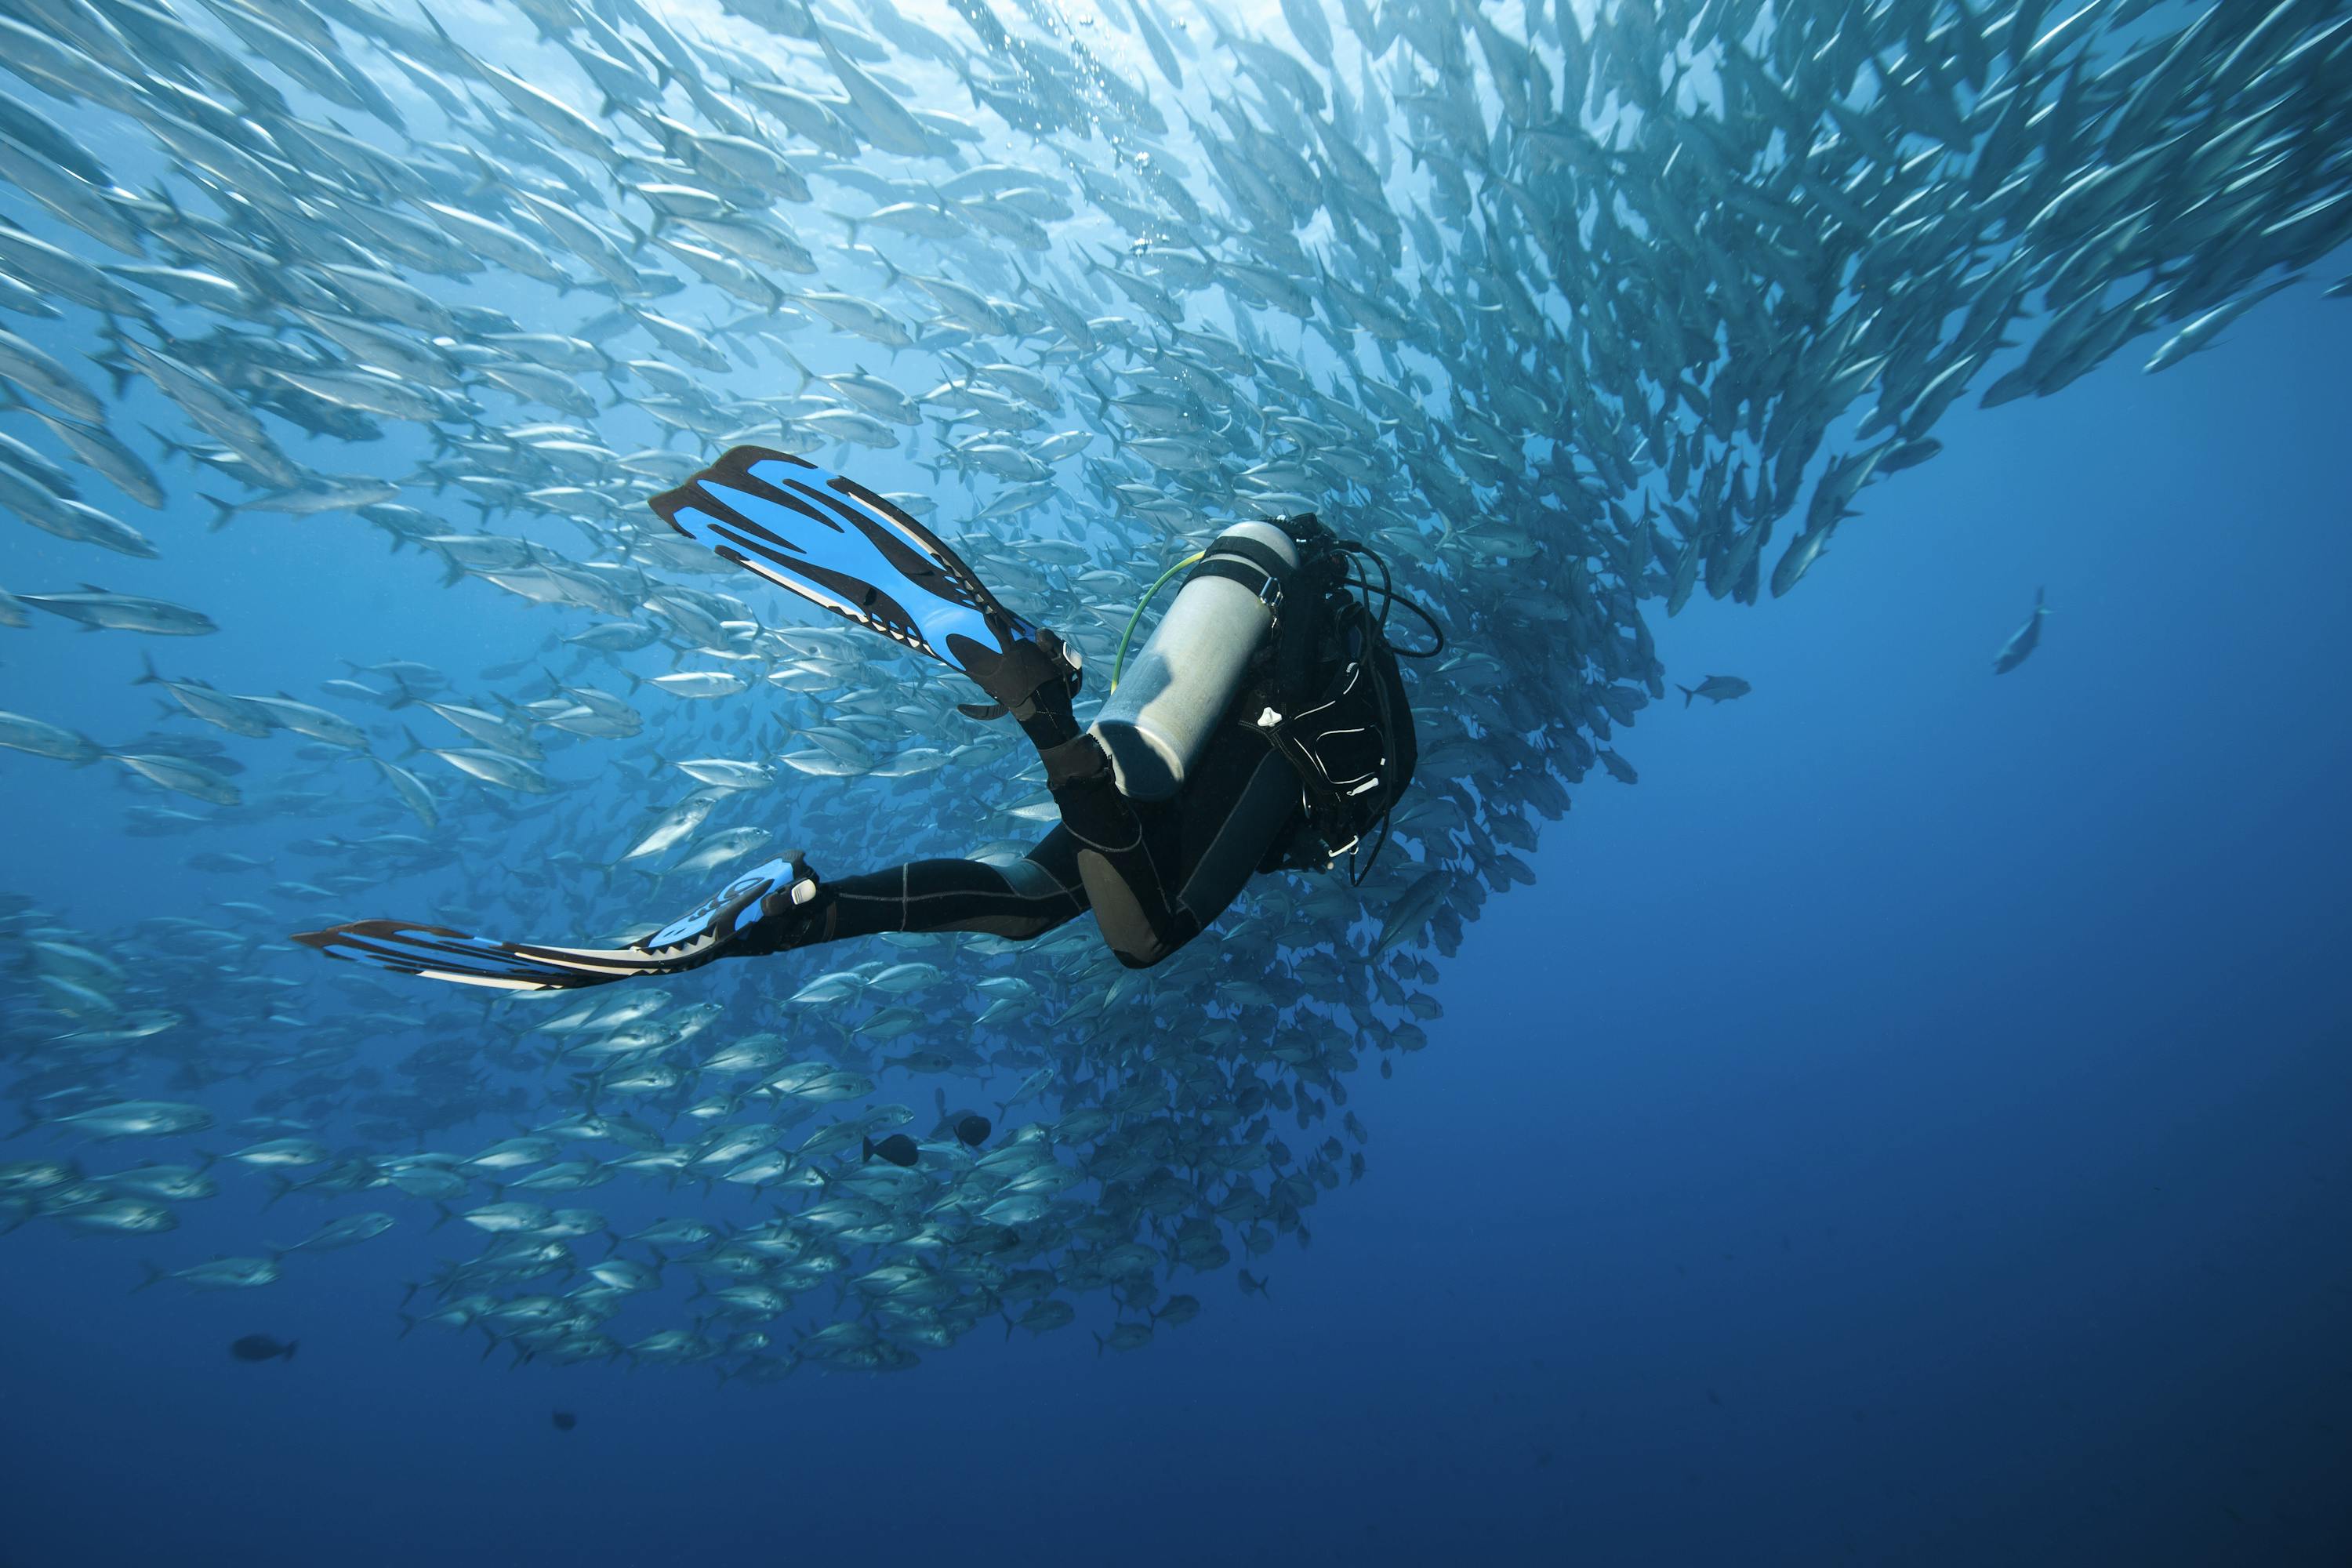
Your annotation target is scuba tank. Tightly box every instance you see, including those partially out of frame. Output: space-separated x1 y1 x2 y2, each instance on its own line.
1090 521 1301 800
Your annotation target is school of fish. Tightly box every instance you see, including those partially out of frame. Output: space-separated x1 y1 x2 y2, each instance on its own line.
1 0 2345 1375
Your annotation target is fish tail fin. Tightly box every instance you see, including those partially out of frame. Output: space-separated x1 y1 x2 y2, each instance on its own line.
1678 684 1695 707
201 494 236 531
400 726 427 760
133 649 162 687
420 4 466 60
134 1259 165 1293
430 1201 455 1232
143 423 189 464
779 347 813 396
861 1135 876 1163
89 342 136 401
396 1312 417 1338
1091 1330 1105 1357
283 1340 297 1361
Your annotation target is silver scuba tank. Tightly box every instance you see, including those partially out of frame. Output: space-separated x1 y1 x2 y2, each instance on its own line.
1089 521 1300 801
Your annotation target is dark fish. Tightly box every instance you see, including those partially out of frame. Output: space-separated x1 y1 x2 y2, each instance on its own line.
862 1133 920 1167
953 1114 991 1147
230 1334 296 1361
1676 676 1751 707
1993 589 2049 674
1152 1294 1200 1327
550 1410 577 1431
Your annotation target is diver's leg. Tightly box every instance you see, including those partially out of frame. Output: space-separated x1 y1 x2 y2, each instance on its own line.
947 627 1295 969
1051 720 1305 969
746 829 1089 949
961 644 1180 960
1022 713 1191 967
296 838 1089 992
949 641 1201 967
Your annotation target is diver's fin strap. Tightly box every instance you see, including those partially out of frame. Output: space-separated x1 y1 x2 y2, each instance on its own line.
648 445 1041 675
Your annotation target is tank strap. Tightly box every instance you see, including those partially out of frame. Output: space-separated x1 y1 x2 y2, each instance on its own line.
1182 554 1287 616
1196 533 1298 583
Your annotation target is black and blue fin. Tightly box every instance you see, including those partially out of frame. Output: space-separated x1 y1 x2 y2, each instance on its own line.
289 921 689 992
648 446 1049 678
292 858 816 993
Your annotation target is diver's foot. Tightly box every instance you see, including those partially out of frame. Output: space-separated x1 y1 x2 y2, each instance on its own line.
641 853 822 962
947 620 1082 724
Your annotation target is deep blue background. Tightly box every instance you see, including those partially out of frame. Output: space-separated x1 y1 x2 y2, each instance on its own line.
4 292 2349 1565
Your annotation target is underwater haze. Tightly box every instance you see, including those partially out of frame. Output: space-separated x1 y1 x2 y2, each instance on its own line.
1 0 2349 1562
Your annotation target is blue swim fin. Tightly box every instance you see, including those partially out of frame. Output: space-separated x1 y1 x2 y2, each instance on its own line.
648 446 1054 681
293 857 816 992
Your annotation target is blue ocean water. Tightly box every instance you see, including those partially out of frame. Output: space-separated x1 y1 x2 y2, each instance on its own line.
2 1 2349 1563
4 274 2345 1568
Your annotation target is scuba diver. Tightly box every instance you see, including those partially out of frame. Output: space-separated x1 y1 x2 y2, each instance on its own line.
295 447 1440 991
